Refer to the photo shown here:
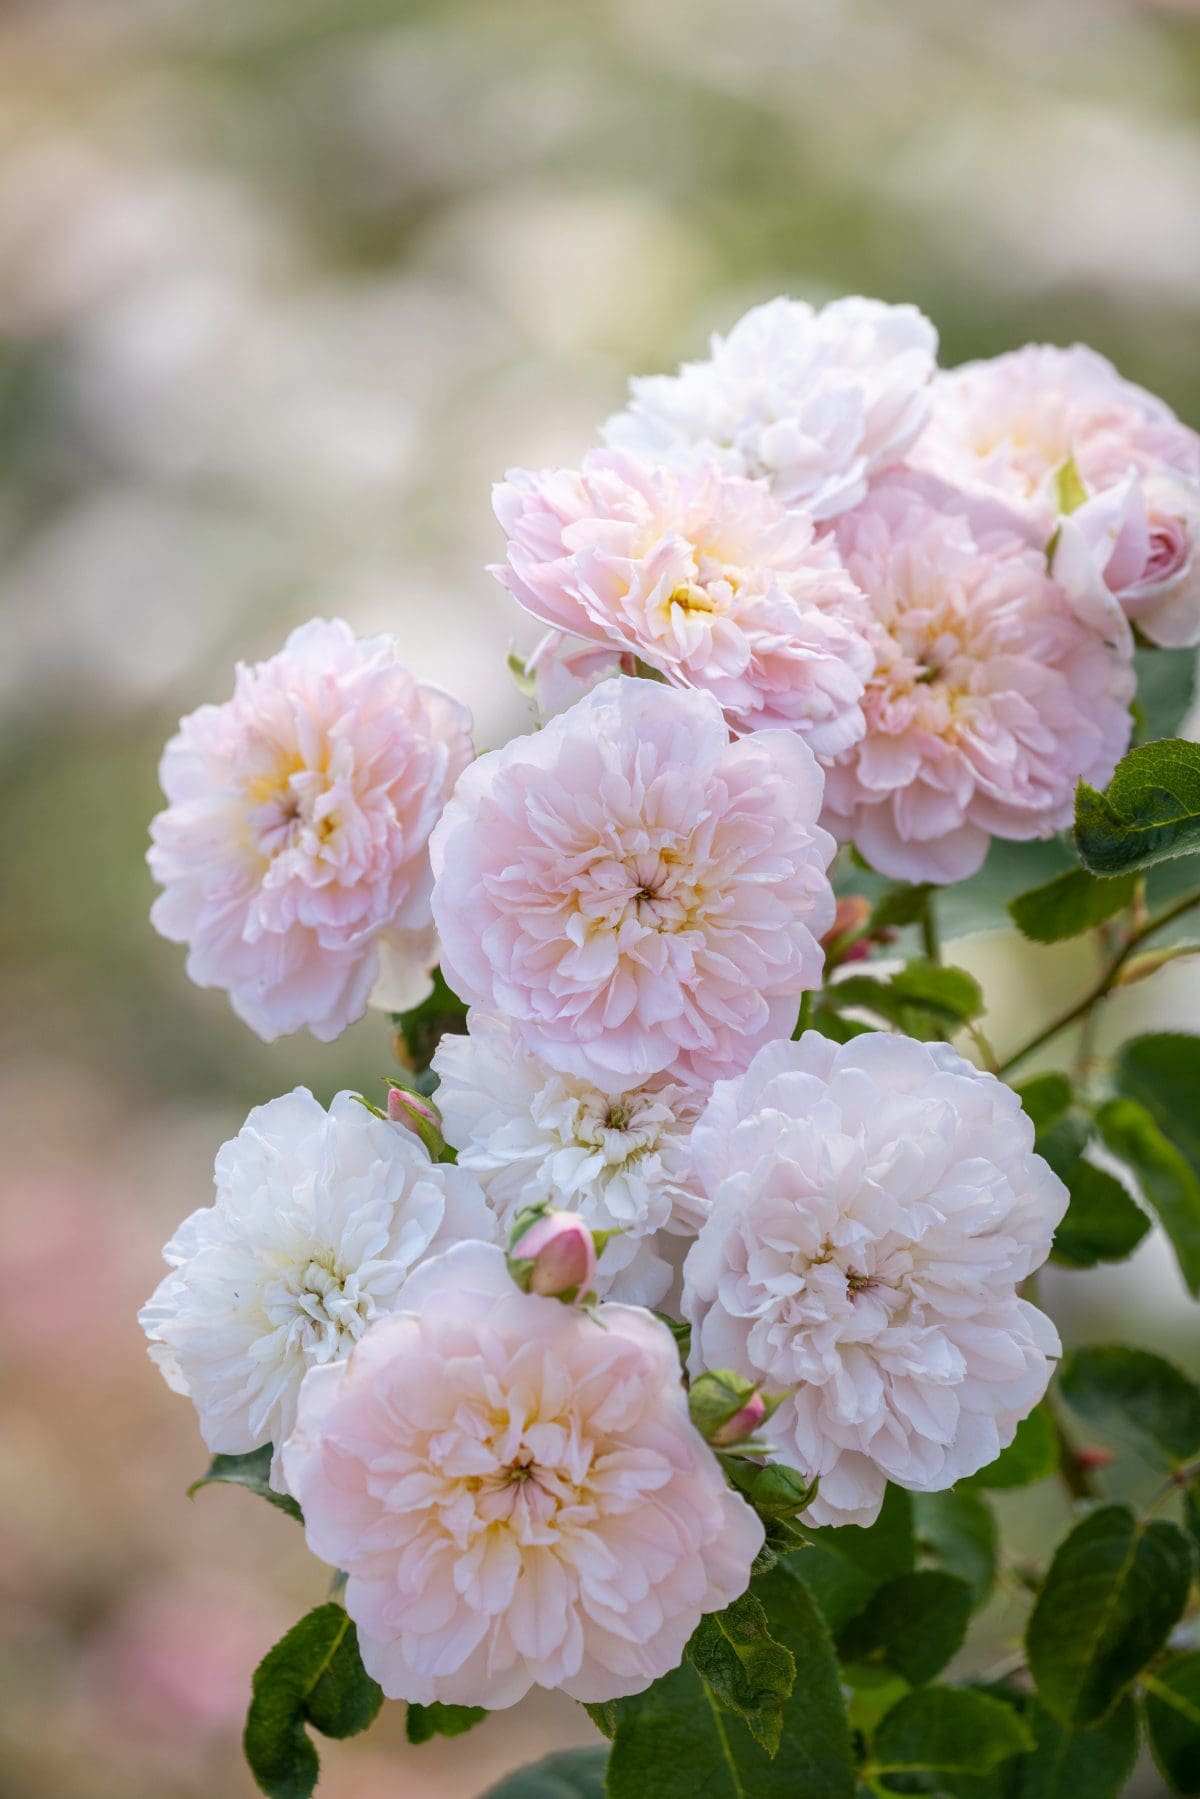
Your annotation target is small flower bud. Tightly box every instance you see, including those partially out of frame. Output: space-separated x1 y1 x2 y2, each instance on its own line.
1074 1445 1117 1470
508 1210 597 1300
821 895 872 967
708 1391 768 1447
384 1084 445 1159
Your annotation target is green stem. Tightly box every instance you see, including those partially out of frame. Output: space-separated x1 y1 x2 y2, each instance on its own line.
920 891 941 965
1048 1396 1100 1503
998 886 1200 1077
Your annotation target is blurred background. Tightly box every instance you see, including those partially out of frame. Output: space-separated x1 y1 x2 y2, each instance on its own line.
3 0 1200 1793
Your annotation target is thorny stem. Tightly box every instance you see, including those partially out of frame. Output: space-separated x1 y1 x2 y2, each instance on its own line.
998 886 1200 1076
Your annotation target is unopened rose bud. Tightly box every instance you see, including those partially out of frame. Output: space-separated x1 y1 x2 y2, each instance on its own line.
1074 1445 1117 1471
709 1391 768 1447
508 1210 597 1301
384 1084 445 1158
821 896 872 966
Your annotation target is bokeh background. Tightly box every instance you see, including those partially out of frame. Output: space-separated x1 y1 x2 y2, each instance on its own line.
4 1 1200 1793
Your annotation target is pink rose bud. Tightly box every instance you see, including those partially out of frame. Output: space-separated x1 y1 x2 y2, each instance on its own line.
821 895 872 965
709 1391 768 1447
510 1210 597 1300
384 1085 444 1158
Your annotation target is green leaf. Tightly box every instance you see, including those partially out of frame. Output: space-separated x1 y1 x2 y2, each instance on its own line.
1050 1160 1150 1268
1025 1505 1195 1727
1113 1032 1200 1173
1059 1345 1200 1469
405 1701 486 1744
189 1447 303 1523
582 1700 616 1741
1015 1072 1074 1136
784 1484 915 1632
1019 1695 1139 1799
392 966 468 1074
243 1604 383 1799
1133 645 1197 745
914 1491 998 1605
832 960 983 1037
686 1591 797 1755
1075 738 1200 876
838 1569 973 1684
607 1569 854 1798
480 1747 608 1797
869 882 935 930
1008 867 1139 945
960 1405 1058 1492
871 1686 1033 1777
1096 1096 1200 1296
842 1663 912 1738
1144 1653 1200 1794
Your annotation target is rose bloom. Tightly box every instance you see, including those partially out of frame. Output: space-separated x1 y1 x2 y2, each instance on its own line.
139 1088 495 1490
603 295 937 519
281 1241 762 1707
913 343 1200 647
149 618 473 1042
682 1034 1067 1528
429 676 836 1087
433 1009 709 1306
1051 469 1200 651
494 449 872 751
824 472 1134 883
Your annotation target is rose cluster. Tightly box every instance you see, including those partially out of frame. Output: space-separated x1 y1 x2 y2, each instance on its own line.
142 295 1197 1716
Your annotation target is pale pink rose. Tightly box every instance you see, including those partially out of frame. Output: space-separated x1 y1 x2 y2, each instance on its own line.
913 343 1200 646
429 677 836 1086
682 1034 1066 1527
149 618 473 1041
1052 470 1200 650
603 295 937 518
913 343 1199 520
281 1241 762 1708
825 472 1135 883
494 449 872 752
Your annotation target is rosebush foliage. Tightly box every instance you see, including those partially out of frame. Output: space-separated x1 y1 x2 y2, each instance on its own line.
145 297 1200 1796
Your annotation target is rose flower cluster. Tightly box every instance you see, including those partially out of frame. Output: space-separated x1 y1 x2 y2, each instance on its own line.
141 296 1199 1717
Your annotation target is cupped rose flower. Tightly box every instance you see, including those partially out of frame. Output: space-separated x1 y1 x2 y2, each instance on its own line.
433 1009 708 1305
149 618 473 1042
824 472 1134 883
913 343 1200 519
682 1033 1067 1528
1052 470 1200 650
138 1088 495 1490
604 295 937 519
281 1241 762 1707
494 449 873 752
912 344 1200 645
429 677 837 1087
